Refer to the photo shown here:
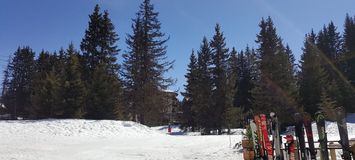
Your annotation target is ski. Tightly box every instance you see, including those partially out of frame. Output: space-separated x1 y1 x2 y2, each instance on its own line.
254 115 265 158
260 114 273 160
303 113 316 160
315 111 329 160
285 135 296 160
335 107 352 160
270 112 282 160
250 119 261 159
294 113 306 160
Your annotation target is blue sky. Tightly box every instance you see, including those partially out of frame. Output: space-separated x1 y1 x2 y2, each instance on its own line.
0 0 354 99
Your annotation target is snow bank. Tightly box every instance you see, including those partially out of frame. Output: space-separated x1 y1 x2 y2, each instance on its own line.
0 119 162 138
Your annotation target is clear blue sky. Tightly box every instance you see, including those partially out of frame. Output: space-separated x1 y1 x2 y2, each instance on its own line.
1 0 354 99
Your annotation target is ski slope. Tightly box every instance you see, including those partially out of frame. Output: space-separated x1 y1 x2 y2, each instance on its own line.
0 119 242 160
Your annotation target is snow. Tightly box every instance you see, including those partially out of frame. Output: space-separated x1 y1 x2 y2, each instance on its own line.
0 119 242 160
1 117 355 160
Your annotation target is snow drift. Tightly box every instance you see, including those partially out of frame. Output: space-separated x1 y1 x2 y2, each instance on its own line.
0 119 162 138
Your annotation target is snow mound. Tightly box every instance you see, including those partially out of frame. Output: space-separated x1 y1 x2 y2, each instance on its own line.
0 119 162 138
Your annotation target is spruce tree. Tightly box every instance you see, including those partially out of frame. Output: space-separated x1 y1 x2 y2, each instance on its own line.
252 17 297 124
80 4 123 119
210 24 229 134
6 47 35 118
194 37 213 134
235 46 256 113
341 14 355 112
62 44 86 118
122 0 174 125
299 31 328 115
181 50 198 131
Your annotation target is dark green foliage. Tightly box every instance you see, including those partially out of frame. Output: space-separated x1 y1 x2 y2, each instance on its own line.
62 44 86 118
234 47 257 112
80 4 123 120
195 37 213 133
252 17 297 124
86 63 122 119
210 24 230 133
3 47 35 118
122 0 174 125
180 51 198 130
31 51 62 118
299 31 328 115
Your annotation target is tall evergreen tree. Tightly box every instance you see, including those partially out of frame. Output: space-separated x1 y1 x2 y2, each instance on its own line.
210 24 230 133
4 47 35 118
224 47 242 131
62 44 86 118
252 17 297 124
181 50 198 130
235 46 256 113
299 31 328 115
342 14 355 112
194 37 213 134
122 0 174 125
80 4 123 119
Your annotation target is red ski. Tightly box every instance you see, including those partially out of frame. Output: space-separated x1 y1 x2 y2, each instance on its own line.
285 135 296 160
254 115 265 158
260 114 273 160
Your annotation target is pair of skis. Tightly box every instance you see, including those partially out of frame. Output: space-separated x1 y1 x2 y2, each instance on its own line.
294 113 317 160
250 114 280 160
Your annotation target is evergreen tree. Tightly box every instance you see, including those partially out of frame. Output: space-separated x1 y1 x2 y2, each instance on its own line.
235 46 256 113
190 37 213 134
62 44 86 118
252 17 297 124
343 14 355 82
1 56 13 113
5 47 35 118
181 50 198 131
316 22 342 81
299 31 328 115
80 4 123 119
224 47 242 131
31 68 62 118
341 14 355 112
122 0 174 125
210 24 229 134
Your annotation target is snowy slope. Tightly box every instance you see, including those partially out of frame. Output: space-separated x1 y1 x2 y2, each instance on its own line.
1 118 355 160
0 119 242 160
0 119 161 138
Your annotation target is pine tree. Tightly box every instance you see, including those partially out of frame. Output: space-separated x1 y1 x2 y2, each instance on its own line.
1 56 13 113
299 31 329 115
224 47 242 131
5 47 35 118
122 0 174 125
181 50 198 131
341 14 355 112
252 17 297 124
62 44 86 118
31 67 62 118
194 37 213 134
210 24 229 134
235 46 256 113
80 4 123 119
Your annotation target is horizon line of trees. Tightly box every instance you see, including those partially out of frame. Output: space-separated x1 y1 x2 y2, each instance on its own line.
1 1 355 133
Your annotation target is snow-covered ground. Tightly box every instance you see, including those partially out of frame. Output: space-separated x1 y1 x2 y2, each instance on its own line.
1 118 355 160
0 119 242 160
